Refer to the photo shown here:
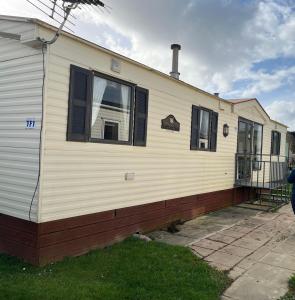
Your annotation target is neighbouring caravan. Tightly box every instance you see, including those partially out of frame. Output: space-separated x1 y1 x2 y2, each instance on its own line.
0 15 289 265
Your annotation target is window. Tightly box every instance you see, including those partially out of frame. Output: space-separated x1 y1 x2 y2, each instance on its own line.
237 121 249 154
67 65 149 146
253 124 263 154
237 118 263 170
91 76 131 142
271 131 281 155
103 121 119 141
253 123 263 170
199 109 210 149
191 106 218 151
102 81 127 108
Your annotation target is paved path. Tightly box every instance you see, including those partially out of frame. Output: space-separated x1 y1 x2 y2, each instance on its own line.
149 204 295 300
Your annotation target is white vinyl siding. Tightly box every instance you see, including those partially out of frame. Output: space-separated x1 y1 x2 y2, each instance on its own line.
0 20 42 221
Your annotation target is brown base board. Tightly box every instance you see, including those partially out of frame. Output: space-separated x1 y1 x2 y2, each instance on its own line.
0 187 250 265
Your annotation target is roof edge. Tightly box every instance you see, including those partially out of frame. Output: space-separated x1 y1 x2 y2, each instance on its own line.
0 15 36 23
228 98 288 128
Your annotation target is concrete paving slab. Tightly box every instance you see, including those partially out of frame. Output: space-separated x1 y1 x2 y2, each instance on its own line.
276 214 295 224
252 213 278 221
186 206 259 227
182 217 221 229
247 244 273 261
221 229 247 239
174 228 209 239
208 233 237 244
203 215 245 226
190 245 215 257
272 240 295 257
205 251 242 268
212 206 260 218
231 236 265 250
278 205 292 213
191 238 226 250
230 225 254 234
182 215 210 226
261 252 295 271
284 233 295 245
224 269 291 300
148 230 194 246
246 228 272 240
175 226 224 239
220 245 254 258
239 218 265 228
246 262 293 281
236 257 256 270
270 232 290 244
228 266 246 280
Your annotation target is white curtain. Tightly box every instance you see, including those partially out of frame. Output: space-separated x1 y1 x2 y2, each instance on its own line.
91 77 107 126
121 84 130 127
200 110 209 138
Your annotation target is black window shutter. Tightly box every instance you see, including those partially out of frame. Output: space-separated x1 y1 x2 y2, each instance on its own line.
271 131 274 154
271 131 281 155
278 132 281 155
67 65 92 142
134 87 149 146
190 106 200 150
210 112 218 152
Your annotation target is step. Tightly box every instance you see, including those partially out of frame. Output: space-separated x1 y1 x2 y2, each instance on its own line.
253 200 278 206
259 198 289 205
260 193 290 197
236 203 272 212
260 195 290 200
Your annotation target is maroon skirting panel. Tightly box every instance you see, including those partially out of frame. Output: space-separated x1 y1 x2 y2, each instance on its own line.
0 187 250 265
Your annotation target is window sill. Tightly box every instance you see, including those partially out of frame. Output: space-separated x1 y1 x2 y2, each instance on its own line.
89 138 132 146
190 148 216 152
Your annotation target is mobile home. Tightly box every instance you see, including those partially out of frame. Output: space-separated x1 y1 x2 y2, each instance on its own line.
0 15 289 265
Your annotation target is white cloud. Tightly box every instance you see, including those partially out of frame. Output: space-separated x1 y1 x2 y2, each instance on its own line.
266 100 295 130
228 66 295 98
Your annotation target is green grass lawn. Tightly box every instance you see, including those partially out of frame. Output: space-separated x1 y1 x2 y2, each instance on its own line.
0 238 230 300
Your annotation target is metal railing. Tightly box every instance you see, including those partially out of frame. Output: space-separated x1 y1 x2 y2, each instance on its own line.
235 153 289 188
235 153 291 207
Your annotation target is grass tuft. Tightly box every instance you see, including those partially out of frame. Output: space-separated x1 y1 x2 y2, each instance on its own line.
279 274 295 300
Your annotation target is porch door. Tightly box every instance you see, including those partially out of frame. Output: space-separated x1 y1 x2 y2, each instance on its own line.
237 120 253 180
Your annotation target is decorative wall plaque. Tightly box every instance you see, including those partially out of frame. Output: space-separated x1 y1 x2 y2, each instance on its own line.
161 115 180 131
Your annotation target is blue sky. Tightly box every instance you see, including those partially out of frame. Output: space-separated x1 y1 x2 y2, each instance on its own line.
1 0 295 129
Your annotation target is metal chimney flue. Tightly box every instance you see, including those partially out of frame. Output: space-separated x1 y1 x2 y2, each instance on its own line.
170 44 181 79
